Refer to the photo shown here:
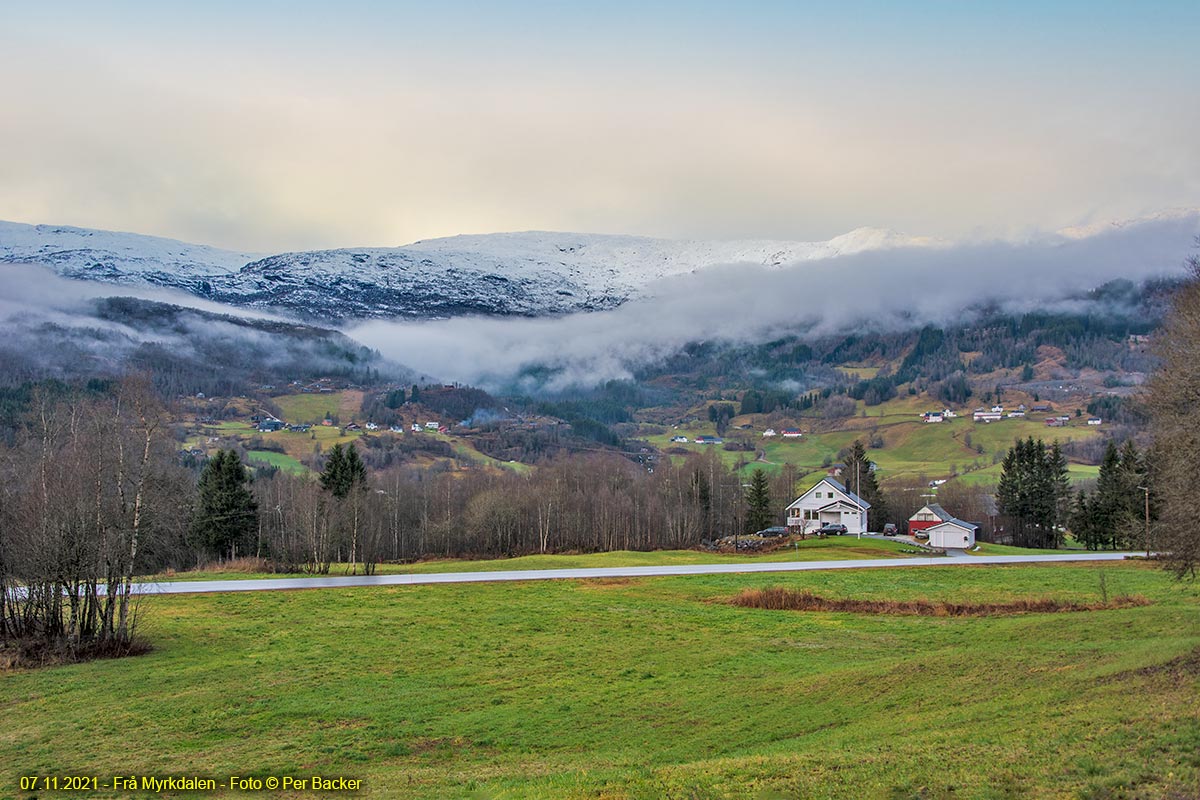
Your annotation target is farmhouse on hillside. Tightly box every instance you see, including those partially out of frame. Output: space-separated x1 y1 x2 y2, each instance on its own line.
786 477 870 536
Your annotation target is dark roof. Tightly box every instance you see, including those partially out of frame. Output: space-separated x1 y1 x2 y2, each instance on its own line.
929 517 979 532
821 477 871 510
910 503 954 522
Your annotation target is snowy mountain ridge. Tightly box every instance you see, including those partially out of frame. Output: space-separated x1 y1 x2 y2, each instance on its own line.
1 212 1195 322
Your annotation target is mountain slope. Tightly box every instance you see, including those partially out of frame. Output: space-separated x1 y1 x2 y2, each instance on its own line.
0 222 932 321
2 211 1197 322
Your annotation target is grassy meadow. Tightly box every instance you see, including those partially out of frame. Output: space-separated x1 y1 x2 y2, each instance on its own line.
649 397 1105 485
3 560 1197 799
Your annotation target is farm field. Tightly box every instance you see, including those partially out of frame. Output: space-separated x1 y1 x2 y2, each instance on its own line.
245 450 307 475
3 562 1197 798
647 397 1105 484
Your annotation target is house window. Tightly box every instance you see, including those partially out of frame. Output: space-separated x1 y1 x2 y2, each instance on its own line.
814 492 822 499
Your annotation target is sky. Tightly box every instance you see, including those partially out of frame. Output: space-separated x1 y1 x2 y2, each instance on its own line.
1 1 1198 252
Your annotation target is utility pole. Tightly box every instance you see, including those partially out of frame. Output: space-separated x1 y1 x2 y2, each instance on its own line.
856 459 863 539
1137 486 1150 557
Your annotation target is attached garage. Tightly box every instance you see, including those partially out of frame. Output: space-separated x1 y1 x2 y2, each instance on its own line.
926 519 978 550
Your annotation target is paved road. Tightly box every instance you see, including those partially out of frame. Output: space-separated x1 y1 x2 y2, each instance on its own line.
130 552 1137 596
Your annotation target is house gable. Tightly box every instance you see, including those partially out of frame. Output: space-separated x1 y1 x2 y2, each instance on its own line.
787 477 871 511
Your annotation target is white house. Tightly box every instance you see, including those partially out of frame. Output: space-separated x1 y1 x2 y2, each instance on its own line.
762 428 777 438
926 518 978 549
923 411 944 423
1087 417 1102 426
786 477 870 535
973 408 1003 422
425 421 440 429
943 409 958 418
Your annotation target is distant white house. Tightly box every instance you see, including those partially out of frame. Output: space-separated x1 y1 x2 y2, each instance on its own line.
1087 417 1102 426
762 428 777 438
411 423 421 432
786 477 870 535
425 421 440 429
1007 411 1025 418
991 405 1004 413
670 435 689 443
923 411 944 423
973 408 1003 422
926 518 978 549
781 429 802 438
943 409 958 418
365 422 379 431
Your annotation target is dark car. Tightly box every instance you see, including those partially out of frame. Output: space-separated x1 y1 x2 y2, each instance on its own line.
882 523 899 536
756 526 789 538
817 523 848 536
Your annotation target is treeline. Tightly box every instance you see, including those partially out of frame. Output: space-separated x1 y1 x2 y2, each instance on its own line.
252 450 799 570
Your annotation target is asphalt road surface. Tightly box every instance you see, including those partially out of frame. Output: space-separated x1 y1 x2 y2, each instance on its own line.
130 552 1137 595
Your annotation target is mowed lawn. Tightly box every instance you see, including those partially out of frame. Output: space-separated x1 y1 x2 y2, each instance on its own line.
3 563 1199 798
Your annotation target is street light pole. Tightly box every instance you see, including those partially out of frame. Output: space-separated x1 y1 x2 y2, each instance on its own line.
1137 486 1150 558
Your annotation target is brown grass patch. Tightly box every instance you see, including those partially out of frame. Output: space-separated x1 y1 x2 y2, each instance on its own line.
727 587 1151 617
194 556 270 574
0 636 152 671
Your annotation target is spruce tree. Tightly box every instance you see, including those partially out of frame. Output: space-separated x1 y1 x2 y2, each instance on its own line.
745 468 773 534
998 437 1069 548
191 449 257 560
843 439 888 525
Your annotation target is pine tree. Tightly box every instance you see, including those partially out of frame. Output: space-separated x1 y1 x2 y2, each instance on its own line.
320 443 368 499
998 437 1068 548
191 449 257 560
320 443 369 573
745 468 773 534
843 439 888 526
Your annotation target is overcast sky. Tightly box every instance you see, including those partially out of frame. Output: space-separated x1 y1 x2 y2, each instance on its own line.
2 1 1197 252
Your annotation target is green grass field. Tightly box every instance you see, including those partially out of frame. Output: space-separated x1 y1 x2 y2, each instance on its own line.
273 392 346 424
4 561 1197 799
645 398 1104 486
245 450 308 475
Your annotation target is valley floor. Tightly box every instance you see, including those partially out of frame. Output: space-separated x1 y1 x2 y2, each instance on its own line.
3 561 1198 798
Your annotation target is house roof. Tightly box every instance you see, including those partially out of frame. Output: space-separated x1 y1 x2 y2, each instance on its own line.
927 517 979 533
789 476 871 510
911 503 953 522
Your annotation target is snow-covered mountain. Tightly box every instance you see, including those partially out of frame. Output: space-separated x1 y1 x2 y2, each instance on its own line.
0 221 934 321
2 212 1196 322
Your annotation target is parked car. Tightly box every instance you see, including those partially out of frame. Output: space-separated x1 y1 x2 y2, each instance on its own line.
756 526 789 538
913 530 929 541
882 523 899 536
817 523 848 536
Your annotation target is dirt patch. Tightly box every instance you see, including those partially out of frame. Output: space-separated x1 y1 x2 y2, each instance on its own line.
1125 647 1200 681
727 587 1150 617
